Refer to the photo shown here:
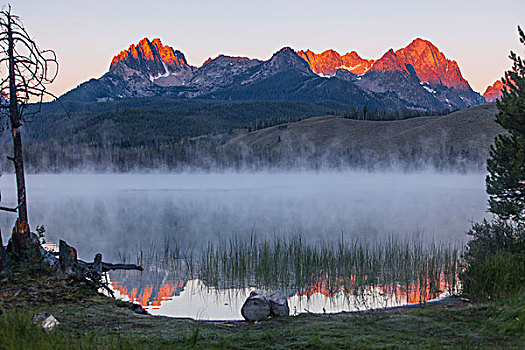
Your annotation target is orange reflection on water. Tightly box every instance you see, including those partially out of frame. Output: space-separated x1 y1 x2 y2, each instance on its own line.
151 281 185 306
112 280 186 307
297 276 449 305
112 276 451 310
379 280 448 304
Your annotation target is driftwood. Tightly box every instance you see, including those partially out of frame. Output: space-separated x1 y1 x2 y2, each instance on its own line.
57 240 142 274
77 260 144 273
56 240 142 296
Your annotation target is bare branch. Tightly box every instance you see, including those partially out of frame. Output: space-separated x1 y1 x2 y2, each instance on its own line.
0 200 24 213
0 8 61 118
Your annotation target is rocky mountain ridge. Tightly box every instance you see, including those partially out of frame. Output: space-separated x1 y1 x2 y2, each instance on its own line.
62 37 486 111
483 80 508 102
297 49 375 76
371 39 469 89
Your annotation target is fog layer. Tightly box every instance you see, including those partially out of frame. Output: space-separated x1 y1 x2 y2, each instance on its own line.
0 172 488 260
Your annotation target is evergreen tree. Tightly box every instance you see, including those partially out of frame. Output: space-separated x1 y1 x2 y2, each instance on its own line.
486 26 525 222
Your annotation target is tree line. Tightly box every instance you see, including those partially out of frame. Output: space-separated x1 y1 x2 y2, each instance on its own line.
0 135 488 173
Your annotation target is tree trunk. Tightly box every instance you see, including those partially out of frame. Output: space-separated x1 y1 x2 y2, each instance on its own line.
11 127 28 224
7 13 29 253
9 219 31 257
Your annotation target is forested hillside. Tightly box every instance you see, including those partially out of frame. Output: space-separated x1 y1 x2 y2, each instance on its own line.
19 98 344 147
0 100 501 173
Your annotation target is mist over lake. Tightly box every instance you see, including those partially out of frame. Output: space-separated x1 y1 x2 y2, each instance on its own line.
0 172 488 261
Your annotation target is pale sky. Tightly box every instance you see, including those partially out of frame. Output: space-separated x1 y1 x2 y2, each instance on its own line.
3 0 524 97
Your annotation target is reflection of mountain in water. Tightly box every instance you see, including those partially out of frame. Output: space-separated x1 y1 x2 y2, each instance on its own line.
297 278 446 305
110 265 447 313
109 268 187 308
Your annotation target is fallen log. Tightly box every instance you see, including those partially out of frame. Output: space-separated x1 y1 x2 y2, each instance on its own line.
77 260 144 272
58 240 142 274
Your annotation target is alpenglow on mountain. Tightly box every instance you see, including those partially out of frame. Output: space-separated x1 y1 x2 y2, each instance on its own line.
62 37 485 110
483 79 511 102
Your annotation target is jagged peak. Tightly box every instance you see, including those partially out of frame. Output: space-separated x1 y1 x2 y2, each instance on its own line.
151 38 163 47
369 39 471 90
483 78 509 102
274 46 296 55
321 49 340 56
342 51 363 60
267 47 307 64
385 48 396 56
407 38 436 49
110 37 190 72
297 48 375 76
370 49 403 72
255 46 313 77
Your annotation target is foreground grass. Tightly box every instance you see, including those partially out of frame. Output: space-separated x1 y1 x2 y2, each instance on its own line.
1 268 523 349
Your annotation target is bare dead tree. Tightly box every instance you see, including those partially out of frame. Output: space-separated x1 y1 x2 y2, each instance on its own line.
0 6 59 258
0 8 141 285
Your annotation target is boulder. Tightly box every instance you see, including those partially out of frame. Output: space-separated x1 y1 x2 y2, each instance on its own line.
32 312 60 331
265 290 290 317
241 290 289 322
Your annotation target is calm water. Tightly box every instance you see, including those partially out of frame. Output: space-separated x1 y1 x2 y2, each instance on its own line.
0 172 488 319
109 275 453 320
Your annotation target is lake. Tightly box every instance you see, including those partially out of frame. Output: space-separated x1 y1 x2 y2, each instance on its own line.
0 172 489 319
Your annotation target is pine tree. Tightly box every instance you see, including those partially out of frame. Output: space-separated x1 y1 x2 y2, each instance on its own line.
486 26 525 222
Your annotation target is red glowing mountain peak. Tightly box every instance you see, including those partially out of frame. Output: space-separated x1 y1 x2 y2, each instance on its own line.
297 49 374 76
369 38 470 90
370 49 402 71
110 37 190 78
298 38 471 91
483 79 510 102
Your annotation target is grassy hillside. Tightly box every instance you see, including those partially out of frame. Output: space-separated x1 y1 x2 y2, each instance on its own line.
226 103 503 170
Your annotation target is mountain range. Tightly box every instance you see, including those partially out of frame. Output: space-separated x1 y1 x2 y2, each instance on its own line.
62 37 487 111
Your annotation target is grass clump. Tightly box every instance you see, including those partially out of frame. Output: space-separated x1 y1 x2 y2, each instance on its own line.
0 310 175 350
0 311 106 350
461 220 525 300
496 293 525 335
0 311 83 350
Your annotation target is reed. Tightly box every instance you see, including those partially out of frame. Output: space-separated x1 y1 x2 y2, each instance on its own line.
124 233 460 303
196 234 460 302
